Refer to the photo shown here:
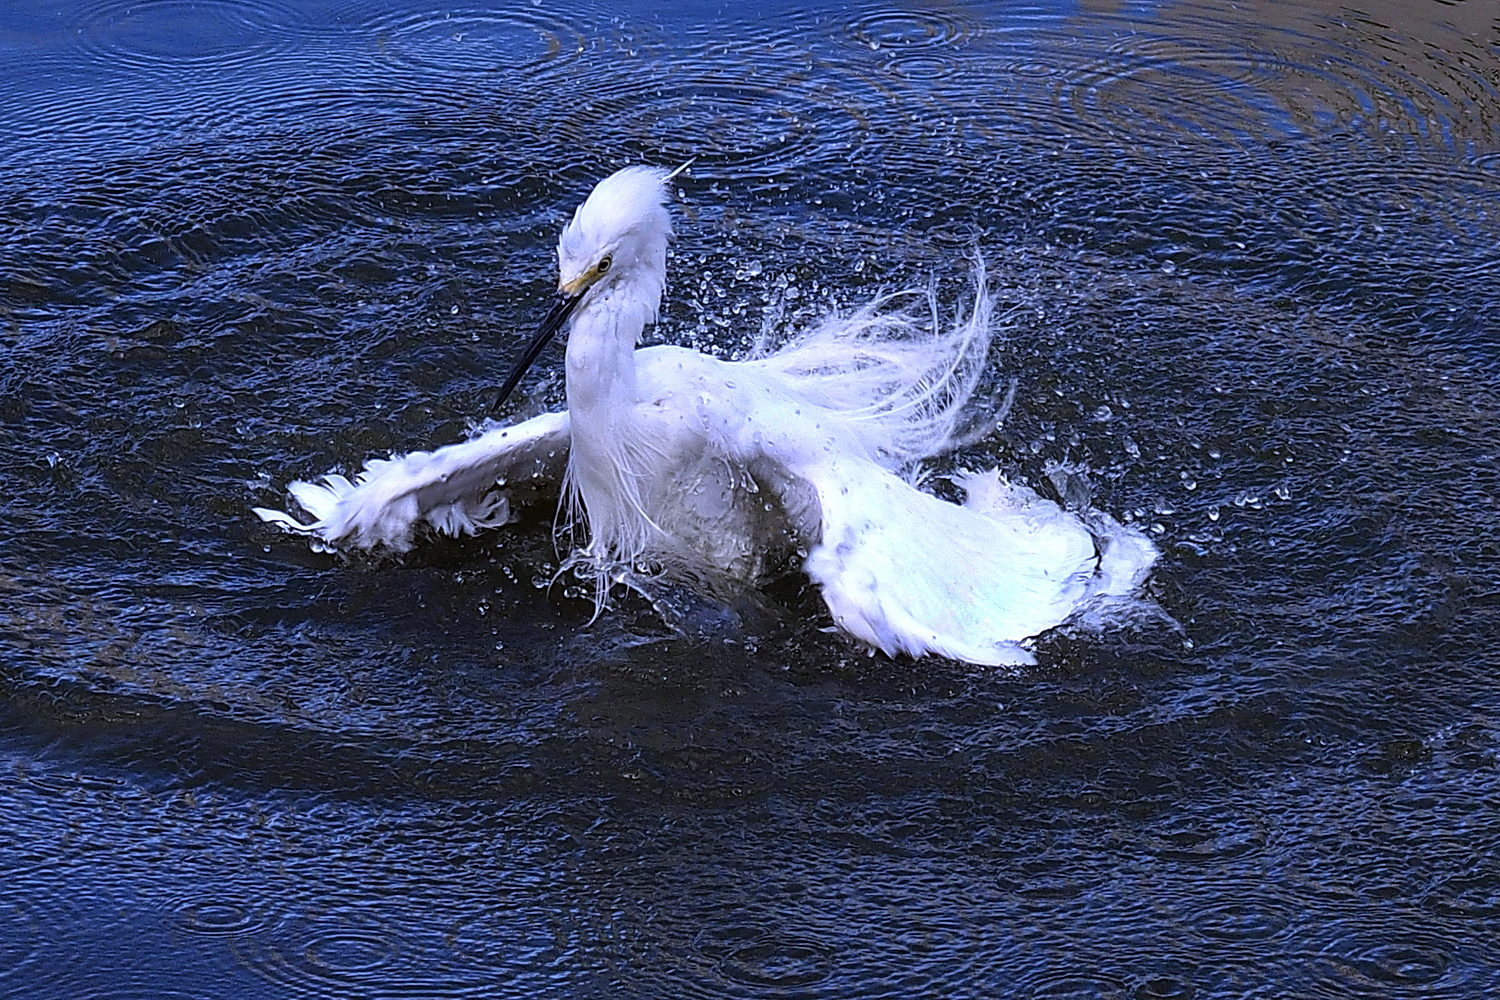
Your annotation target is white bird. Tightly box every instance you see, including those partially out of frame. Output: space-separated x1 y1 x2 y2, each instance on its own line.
255 166 1156 665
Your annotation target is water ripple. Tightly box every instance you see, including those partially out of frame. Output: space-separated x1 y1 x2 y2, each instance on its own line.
1044 1 1499 159
445 903 582 975
230 907 405 996
844 8 971 52
71 0 306 72
1143 817 1266 862
1188 899 1292 942
168 896 269 937
1297 931 1454 997
1058 34 1311 147
694 926 835 989
875 48 963 83
544 65 876 179
1020 970 1131 998
365 7 586 75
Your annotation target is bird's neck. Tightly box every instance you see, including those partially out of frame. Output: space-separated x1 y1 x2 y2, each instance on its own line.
563 284 653 420
561 284 664 568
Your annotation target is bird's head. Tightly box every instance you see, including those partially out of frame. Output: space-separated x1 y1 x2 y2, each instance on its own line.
489 166 676 415
556 165 672 307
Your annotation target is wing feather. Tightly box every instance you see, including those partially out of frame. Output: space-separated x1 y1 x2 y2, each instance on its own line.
254 411 570 552
786 458 1155 665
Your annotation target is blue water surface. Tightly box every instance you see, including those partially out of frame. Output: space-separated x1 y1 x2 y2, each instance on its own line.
1 1 1498 997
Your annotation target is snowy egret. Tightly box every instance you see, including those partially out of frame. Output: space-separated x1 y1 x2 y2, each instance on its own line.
255 166 1156 665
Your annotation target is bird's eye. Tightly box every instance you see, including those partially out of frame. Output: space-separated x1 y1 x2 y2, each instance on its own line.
597 255 613 274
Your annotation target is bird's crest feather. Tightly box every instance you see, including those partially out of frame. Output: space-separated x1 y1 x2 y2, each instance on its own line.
558 166 672 270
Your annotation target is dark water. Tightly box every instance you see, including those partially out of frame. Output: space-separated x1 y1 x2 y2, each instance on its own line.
3 0 1499 996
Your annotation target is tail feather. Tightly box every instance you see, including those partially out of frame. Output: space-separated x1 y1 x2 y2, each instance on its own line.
797 460 1157 666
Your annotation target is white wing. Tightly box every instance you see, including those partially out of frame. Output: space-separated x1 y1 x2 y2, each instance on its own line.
254 411 569 552
787 459 1156 666
636 346 1157 666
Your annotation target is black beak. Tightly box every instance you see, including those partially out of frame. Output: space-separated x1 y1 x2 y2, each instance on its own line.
489 292 581 416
